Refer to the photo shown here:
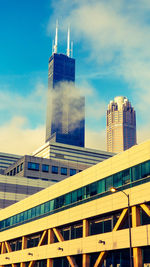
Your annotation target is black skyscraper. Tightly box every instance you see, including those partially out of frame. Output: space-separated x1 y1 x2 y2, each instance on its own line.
46 26 85 147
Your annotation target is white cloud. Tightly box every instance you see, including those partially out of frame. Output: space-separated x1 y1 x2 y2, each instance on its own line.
86 128 106 150
0 80 47 155
0 81 47 126
0 117 45 155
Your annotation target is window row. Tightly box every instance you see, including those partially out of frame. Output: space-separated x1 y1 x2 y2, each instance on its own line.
8 163 23 176
7 162 78 177
1 160 150 231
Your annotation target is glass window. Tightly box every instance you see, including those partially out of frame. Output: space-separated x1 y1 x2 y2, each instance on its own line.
104 219 112 232
52 166 58 174
42 164 49 172
50 200 54 211
16 214 20 224
54 198 60 209
70 169 76 176
77 188 83 201
35 205 41 217
141 161 150 178
72 191 77 203
105 176 113 191
24 211 28 221
97 179 105 194
20 163 23 171
65 193 71 206
90 220 103 235
59 196 64 207
31 207 36 217
27 209 32 220
85 185 90 198
132 164 141 181
17 165 19 173
90 182 97 196
122 169 130 184
5 218 11 227
44 202 50 213
61 167 67 175
10 170 12 176
12 216 16 225
113 172 122 188
28 162 39 171
20 212 24 222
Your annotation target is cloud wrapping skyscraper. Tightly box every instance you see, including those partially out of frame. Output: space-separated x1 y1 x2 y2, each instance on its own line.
107 96 136 153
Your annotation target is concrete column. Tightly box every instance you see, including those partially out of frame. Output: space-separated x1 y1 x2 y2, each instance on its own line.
132 206 143 267
83 219 90 267
47 229 54 267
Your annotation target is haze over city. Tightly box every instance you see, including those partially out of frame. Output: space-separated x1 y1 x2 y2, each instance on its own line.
0 0 150 154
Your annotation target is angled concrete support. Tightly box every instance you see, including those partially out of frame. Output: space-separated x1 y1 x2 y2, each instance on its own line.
140 204 150 217
113 208 128 231
5 241 17 267
1 242 6 254
29 230 48 267
94 208 128 267
53 227 78 267
38 230 47 246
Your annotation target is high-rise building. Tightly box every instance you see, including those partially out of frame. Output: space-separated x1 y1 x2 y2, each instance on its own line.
107 96 136 153
46 23 85 147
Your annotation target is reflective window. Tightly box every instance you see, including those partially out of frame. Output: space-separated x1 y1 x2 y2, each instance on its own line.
114 172 122 188
61 167 67 175
28 162 39 171
17 166 19 173
122 169 130 184
141 161 150 178
132 164 141 181
105 176 113 191
42 164 49 172
52 166 58 174
13 168 16 175
20 163 23 171
97 179 105 194
70 169 76 176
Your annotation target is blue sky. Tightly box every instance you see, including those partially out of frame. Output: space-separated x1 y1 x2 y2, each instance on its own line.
0 0 150 154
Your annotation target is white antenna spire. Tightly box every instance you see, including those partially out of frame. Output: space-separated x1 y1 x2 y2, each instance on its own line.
52 40 54 54
67 26 70 57
53 20 58 53
71 41 73 58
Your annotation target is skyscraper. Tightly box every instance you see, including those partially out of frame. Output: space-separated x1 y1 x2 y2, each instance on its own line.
46 23 85 147
107 96 136 153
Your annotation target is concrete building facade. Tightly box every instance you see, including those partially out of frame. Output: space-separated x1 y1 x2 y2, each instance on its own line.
4 155 90 183
32 141 114 166
107 96 136 153
0 175 56 209
0 140 149 266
